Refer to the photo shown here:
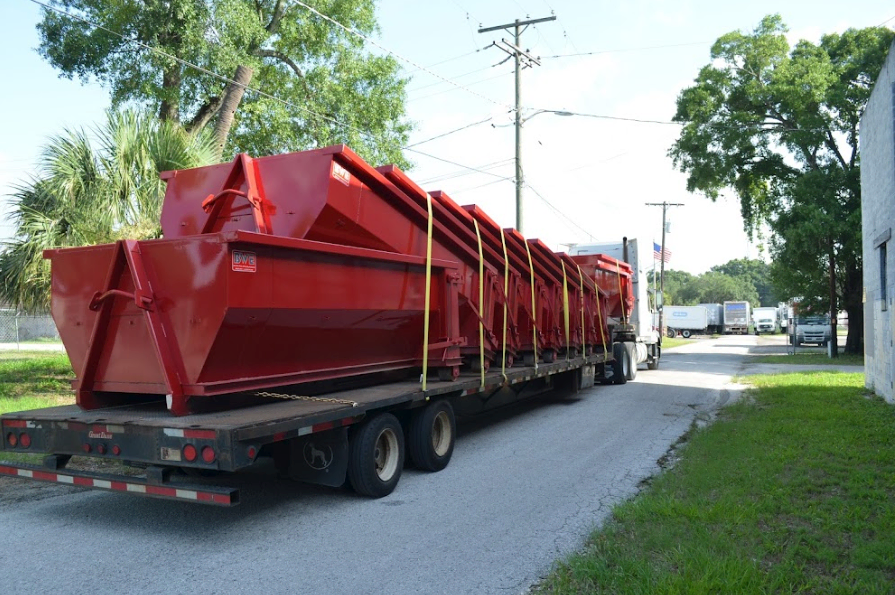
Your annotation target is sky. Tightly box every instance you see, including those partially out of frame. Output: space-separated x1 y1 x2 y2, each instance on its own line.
1 0 892 274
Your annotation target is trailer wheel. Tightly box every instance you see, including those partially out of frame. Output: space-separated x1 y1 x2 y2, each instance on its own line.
667 328 676 338
348 413 404 498
624 342 638 381
408 400 455 472
611 343 628 385
681 330 691 339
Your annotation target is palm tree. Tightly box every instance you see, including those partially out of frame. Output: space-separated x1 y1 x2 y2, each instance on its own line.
0 110 218 312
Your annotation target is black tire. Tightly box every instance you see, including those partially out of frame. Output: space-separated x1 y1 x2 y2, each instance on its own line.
542 349 556 364
647 346 660 370
408 401 456 472
624 342 637 381
611 342 628 385
667 328 676 338
681 330 691 339
348 413 404 498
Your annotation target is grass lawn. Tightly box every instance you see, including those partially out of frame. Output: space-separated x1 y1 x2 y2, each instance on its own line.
535 371 895 594
662 337 694 349
0 352 74 464
751 352 864 366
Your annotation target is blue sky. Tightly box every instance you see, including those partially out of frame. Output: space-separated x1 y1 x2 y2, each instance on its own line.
1 0 892 273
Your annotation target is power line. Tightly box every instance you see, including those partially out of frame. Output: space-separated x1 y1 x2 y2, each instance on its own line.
419 158 515 185
291 0 513 110
405 117 494 147
406 64 498 94
407 70 515 102
525 184 594 240
544 40 712 59
406 148 511 180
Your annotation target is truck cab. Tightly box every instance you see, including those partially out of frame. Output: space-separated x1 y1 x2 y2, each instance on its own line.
788 315 831 346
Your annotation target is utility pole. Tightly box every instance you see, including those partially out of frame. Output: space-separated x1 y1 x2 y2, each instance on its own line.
645 202 684 340
479 15 556 233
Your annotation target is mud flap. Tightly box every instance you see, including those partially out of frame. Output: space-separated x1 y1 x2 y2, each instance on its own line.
281 428 349 488
579 364 595 389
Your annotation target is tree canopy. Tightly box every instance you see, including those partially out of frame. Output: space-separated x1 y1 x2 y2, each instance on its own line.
0 110 217 312
668 14 894 354
651 264 762 307
37 0 412 165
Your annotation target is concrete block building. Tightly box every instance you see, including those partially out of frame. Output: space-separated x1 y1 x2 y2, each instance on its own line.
860 40 895 403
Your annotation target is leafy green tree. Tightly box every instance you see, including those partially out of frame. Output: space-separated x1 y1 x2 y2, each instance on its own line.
693 271 760 306
669 15 893 354
0 110 217 312
649 269 696 305
711 258 777 306
37 0 411 165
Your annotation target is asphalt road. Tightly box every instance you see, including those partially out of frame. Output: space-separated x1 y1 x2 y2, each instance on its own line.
0 336 757 595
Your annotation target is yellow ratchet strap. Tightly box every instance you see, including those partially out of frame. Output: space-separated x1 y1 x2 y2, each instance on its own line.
421 193 433 390
595 283 608 357
616 261 628 325
562 261 570 360
525 240 538 370
500 228 509 381
577 264 586 356
473 220 485 388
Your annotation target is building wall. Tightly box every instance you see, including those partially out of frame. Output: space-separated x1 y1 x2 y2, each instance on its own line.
860 40 895 403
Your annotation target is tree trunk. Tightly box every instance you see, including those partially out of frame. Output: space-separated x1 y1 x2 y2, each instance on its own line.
843 262 864 355
829 243 838 358
159 66 182 122
213 65 254 160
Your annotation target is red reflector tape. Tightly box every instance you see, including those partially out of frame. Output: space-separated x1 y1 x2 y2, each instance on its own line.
311 421 335 433
2 420 28 428
183 429 216 440
0 463 236 506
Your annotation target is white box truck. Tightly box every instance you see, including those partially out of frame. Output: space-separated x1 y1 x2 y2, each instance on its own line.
753 306 779 335
664 305 709 338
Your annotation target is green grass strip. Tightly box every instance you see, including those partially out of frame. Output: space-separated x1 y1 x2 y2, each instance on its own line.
750 352 864 366
536 371 895 594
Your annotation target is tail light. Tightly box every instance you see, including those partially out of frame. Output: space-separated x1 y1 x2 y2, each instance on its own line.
19 433 31 449
201 446 216 463
183 444 198 462
6 433 17 448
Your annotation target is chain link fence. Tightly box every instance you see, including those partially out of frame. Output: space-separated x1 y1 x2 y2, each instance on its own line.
0 309 61 348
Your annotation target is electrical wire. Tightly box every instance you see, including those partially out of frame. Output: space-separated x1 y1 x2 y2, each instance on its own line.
525 183 594 240
405 117 494 148
407 70 515 102
406 64 499 94
405 148 510 180
291 0 513 110
419 158 515 185
544 40 712 59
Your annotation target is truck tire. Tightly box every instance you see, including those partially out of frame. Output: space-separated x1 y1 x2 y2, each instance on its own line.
408 400 455 472
647 346 660 370
681 330 691 339
611 343 628 385
624 342 638 381
348 413 404 498
667 328 676 338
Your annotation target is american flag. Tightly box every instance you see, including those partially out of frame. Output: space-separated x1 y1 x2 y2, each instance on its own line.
653 242 672 263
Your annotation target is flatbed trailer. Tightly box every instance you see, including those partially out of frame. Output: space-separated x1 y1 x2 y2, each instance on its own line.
1 353 618 506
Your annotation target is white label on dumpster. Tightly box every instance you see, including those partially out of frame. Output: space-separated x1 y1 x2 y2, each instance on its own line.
332 162 351 186
232 250 257 273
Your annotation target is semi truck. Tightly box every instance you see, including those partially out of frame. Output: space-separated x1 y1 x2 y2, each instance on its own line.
752 306 780 335
0 145 646 506
664 305 709 338
569 238 662 376
723 301 751 334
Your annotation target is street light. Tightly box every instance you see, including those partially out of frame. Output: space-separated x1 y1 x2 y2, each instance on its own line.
508 109 573 233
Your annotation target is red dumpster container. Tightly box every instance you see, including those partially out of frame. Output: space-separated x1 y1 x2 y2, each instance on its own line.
47 232 464 416
571 253 635 324
162 146 500 372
